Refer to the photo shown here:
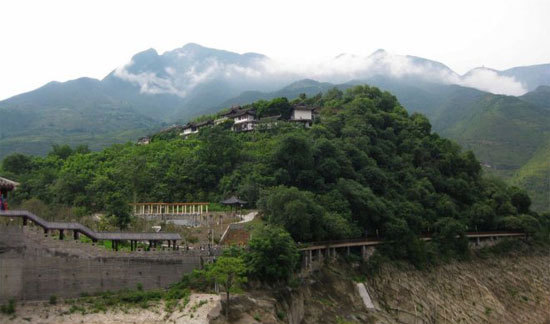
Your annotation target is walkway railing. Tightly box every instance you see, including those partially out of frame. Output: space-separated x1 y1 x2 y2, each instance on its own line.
0 210 181 250
298 231 526 251
130 202 209 215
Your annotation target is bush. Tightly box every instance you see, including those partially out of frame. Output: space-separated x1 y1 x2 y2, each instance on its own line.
49 295 57 305
0 299 15 315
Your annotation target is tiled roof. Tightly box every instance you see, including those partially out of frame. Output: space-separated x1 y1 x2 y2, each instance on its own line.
0 177 19 191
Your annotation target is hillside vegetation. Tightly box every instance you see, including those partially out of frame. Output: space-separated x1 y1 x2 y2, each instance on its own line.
3 86 549 266
225 78 550 212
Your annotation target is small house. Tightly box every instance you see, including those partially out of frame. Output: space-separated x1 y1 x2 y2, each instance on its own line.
137 137 151 145
290 105 314 127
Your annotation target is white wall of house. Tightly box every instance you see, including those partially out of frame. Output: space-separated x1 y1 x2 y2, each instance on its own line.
234 114 255 124
182 128 197 135
292 109 312 120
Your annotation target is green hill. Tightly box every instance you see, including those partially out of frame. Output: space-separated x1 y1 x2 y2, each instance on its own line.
519 85 550 109
0 78 160 158
5 85 546 267
436 94 550 172
222 79 550 211
512 137 550 211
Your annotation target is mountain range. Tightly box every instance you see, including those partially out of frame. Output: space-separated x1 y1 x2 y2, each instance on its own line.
1 43 549 210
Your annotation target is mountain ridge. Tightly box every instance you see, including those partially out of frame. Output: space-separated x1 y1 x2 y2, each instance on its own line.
1 43 550 211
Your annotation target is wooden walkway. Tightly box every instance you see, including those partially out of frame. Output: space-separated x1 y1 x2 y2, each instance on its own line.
0 210 181 250
298 231 526 269
299 231 526 251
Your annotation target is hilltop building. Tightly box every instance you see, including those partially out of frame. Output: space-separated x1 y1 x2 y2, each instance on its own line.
290 104 314 127
137 137 151 145
180 120 214 137
181 104 319 137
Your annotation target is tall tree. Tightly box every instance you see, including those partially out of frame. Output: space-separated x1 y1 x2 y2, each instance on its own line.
206 256 247 319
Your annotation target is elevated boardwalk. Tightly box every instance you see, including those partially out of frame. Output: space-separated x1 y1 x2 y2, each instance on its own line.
0 210 181 250
298 231 526 270
299 231 526 251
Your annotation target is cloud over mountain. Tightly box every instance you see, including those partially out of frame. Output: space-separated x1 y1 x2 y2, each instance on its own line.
460 67 527 96
112 44 531 98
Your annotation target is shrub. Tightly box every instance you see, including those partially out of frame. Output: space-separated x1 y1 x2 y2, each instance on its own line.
49 295 57 305
0 299 15 315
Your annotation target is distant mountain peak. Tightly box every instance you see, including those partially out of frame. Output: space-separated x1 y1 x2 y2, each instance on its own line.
181 42 203 49
463 66 499 76
371 48 387 56
131 48 159 60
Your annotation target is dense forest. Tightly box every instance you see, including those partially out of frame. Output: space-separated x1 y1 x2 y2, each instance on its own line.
2 85 549 265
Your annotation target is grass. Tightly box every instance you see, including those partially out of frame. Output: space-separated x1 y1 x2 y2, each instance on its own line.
70 284 192 314
335 316 358 324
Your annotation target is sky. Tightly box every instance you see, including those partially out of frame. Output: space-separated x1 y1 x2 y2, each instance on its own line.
0 0 549 100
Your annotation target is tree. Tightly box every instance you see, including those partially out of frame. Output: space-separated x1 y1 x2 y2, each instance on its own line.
271 133 315 188
258 186 325 241
246 225 299 282
49 144 74 160
105 192 132 230
510 188 531 214
206 256 247 319
433 217 468 258
2 153 33 175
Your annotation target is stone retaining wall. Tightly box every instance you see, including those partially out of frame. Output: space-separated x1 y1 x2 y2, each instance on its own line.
0 225 206 302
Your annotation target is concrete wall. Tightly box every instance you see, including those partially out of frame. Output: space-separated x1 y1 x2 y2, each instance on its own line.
0 225 204 302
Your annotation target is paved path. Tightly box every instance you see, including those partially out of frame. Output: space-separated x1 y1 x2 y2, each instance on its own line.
0 210 181 243
356 283 375 310
237 211 258 223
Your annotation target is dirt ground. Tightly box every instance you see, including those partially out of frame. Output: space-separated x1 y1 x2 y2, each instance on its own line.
1 293 220 324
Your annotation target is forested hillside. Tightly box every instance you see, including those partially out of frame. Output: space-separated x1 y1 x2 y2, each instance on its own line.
3 85 548 265
224 79 550 211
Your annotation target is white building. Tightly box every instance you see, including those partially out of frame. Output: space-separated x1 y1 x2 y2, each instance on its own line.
137 137 151 145
180 120 214 137
290 105 314 127
181 124 198 136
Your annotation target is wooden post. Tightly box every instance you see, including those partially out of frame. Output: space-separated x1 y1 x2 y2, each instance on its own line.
23 217 27 226
73 231 79 240
59 229 64 240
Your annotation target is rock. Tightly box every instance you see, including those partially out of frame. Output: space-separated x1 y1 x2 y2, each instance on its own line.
207 301 222 321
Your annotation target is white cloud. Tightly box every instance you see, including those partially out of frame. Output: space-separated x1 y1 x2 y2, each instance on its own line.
114 49 529 98
458 68 527 96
